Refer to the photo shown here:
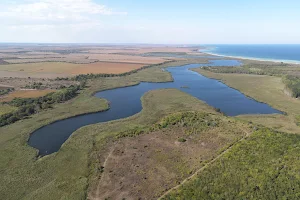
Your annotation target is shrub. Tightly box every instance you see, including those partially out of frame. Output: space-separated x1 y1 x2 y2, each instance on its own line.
178 138 187 142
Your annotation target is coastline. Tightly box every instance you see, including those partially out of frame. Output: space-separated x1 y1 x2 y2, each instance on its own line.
200 50 300 65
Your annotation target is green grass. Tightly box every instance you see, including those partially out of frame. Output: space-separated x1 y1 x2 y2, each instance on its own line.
0 104 17 116
163 128 300 200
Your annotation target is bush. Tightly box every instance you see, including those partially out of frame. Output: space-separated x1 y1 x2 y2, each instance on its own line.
0 88 14 96
178 138 187 142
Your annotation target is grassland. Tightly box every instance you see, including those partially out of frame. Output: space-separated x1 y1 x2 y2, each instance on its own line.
163 128 300 199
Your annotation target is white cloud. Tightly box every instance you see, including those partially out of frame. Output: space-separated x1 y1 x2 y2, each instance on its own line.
0 0 127 26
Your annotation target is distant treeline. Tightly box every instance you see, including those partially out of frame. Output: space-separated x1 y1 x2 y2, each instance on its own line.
55 61 173 82
201 66 283 76
0 83 84 127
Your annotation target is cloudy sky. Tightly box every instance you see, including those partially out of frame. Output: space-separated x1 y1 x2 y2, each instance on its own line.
1 0 300 44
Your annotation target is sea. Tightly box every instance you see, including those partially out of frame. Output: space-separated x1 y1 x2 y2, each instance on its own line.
201 44 300 64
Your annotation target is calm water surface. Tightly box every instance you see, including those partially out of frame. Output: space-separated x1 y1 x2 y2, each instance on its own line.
203 44 300 63
29 60 282 156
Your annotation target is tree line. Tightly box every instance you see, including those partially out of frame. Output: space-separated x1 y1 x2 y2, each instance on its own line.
0 83 84 127
54 61 173 82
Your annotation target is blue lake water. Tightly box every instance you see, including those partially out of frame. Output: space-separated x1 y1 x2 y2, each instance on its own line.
202 44 300 63
28 60 282 156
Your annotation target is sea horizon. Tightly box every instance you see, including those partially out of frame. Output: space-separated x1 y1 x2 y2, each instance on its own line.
201 44 300 64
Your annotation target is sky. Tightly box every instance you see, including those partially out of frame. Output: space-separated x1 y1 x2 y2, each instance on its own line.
1 0 300 44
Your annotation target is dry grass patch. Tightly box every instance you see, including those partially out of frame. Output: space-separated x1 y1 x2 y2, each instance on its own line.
237 114 300 134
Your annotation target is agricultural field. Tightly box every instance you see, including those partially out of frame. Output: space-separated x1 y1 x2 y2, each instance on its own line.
0 89 55 102
0 45 200 79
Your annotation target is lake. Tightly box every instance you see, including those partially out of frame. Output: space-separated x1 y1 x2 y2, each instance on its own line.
28 60 282 156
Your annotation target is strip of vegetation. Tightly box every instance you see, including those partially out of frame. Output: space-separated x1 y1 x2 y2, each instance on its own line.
0 83 84 127
163 128 300 199
70 61 173 81
0 88 14 96
116 112 219 138
201 65 283 76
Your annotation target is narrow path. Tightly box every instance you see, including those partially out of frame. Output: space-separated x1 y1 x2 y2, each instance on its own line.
93 142 118 200
157 127 251 200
